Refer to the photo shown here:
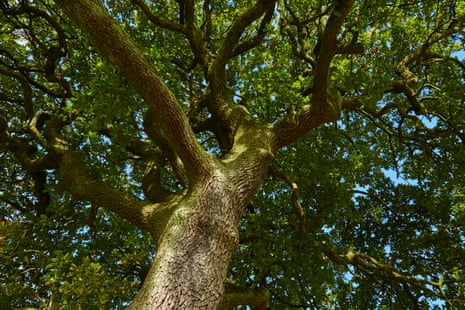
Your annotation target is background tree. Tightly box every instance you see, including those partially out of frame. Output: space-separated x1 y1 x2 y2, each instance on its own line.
1 0 465 308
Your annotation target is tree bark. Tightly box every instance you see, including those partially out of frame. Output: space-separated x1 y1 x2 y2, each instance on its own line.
128 127 274 308
128 173 237 309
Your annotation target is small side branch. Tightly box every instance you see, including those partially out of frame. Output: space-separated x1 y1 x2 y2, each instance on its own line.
219 279 270 310
269 165 307 234
131 0 187 34
317 243 465 304
392 15 465 114
208 0 276 89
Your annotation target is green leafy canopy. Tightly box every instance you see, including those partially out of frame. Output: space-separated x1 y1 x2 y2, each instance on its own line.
1 0 465 308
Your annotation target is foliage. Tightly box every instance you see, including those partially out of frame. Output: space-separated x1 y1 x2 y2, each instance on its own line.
1 0 465 308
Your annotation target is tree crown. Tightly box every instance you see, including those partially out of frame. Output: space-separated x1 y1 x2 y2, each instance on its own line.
1 0 465 308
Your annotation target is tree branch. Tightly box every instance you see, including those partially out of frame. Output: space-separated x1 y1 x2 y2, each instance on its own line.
208 0 276 90
0 113 57 215
393 15 465 114
54 0 211 183
41 114 173 238
272 0 355 150
312 0 355 103
269 165 307 234
272 89 343 150
96 125 176 202
219 280 270 310
126 140 176 203
1 2 72 98
131 0 209 70
316 243 462 301
131 0 187 34
0 67 33 119
231 3 275 57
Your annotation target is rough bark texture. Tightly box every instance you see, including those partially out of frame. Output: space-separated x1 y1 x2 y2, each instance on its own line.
128 127 275 308
129 173 238 308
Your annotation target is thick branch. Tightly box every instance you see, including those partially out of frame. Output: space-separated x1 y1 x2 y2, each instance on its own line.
42 115 171 237
54 0 211 182
312 0 355 103
272 0 355 149
180 1 276 155
272 90 342 150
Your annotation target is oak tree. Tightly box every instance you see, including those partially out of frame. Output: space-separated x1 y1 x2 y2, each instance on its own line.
1 0 465 308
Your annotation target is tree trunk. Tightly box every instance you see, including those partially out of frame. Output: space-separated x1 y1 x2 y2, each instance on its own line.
128 176 232 308
128 157 271 309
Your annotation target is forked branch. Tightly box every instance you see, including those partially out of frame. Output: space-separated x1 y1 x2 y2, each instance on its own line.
208 0 276 89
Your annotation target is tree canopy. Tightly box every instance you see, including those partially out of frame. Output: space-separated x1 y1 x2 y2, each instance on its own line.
1 0 465 309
